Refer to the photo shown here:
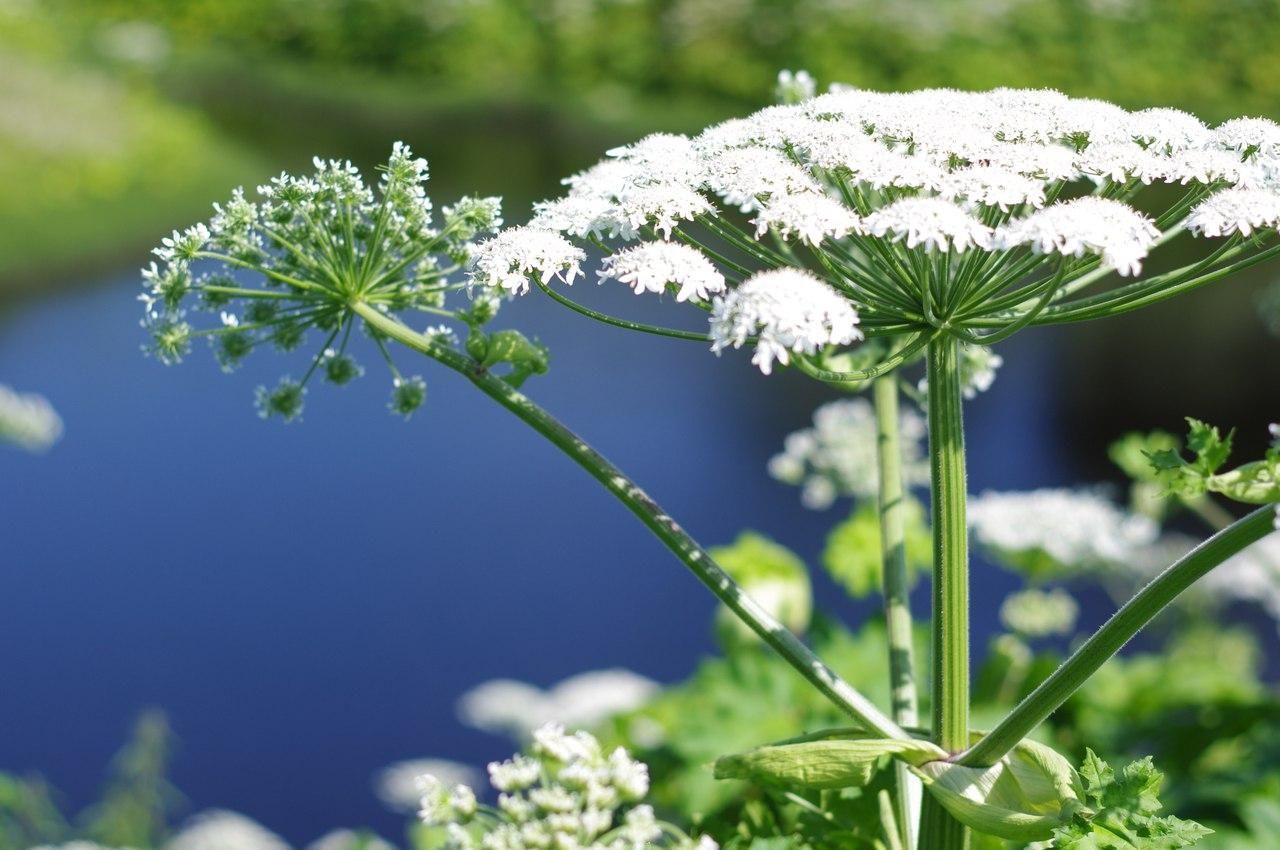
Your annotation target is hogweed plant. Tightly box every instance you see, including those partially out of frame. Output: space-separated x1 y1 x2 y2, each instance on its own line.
138 79 1280 850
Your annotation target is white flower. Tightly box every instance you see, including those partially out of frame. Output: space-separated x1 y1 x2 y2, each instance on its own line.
702 147 825 211
995 197 1160 276
769 398 929 508
376 759 482 814
968 488 1160 575
752 192 862 244
597 241 726 302
1186 188 1280 238
468 227 585 294
1127 107 1211 152
167 811 290 850
1214 116 1280 159
605 132 706 187
601 182 714 240
0 384 63 453
938 166 1047 211
862 197 994 253
776 69 816 104
709 268 862 375
417 775 479 826
489 755 543 792
457 669 660 740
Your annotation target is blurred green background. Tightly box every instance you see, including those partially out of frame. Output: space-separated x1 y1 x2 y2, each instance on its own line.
6 0 1280 288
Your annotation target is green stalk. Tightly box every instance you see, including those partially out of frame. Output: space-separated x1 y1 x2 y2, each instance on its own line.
873 375 921 850
918 335 971 850
352 301 909 741
959 505 1276 768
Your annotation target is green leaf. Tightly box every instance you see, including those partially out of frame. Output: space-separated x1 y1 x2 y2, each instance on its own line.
821 499 930 599
916 738 1084 841
1185 419 1234 476
1049 750 1211 849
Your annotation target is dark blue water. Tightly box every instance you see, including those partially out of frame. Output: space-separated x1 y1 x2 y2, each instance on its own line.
0 272 1063 843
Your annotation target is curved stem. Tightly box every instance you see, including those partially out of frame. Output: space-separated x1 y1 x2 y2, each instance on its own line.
873 375 922 850
958 506 1277 767
352 301 909 741
534 278 715 342
918 335 971 850
792 333 931 384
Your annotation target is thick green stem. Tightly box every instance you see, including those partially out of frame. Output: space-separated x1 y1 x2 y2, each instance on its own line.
873 375 922 850
919 336 971 850
353 301 908 741
959 505 1276 767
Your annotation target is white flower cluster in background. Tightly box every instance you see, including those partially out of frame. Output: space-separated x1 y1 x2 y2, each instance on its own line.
457 669 660 742
416 724 715 850
999 587 1080 638
166 810 291 850
769 397 929 508
1201 535 1280 629
469 86 1280 374
306 831 395 850
968 488 1159 577
0 383 63 452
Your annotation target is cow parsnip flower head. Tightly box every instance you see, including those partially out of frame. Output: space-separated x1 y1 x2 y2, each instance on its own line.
474 85 1280 378
138 144 534 423
415 724 715 850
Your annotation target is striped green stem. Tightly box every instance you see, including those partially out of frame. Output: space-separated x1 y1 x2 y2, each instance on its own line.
873 374 922 850
352 300 909 742
918 335 971 850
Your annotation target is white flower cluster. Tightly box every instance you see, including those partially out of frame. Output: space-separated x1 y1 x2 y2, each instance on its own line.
471 87 1280 374
597 241 726 302
769 397 929 508
167 810 291 850
709 268 861 374
0 383 63 452
469 226 585 294
417 724 716 850
968 488 1160 576
457 669 660 741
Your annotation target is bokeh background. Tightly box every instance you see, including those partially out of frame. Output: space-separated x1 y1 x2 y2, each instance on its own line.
1 0 1278 844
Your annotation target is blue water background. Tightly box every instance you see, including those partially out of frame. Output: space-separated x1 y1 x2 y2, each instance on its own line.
0 270 1065 842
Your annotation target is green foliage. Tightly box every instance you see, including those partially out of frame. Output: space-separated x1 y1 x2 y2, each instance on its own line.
1050 751 1210 849
467 328 550 388
821 499 929 599
1149 419 1280 506
709 532 813 642
80 710 181 848
0 711 178 849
